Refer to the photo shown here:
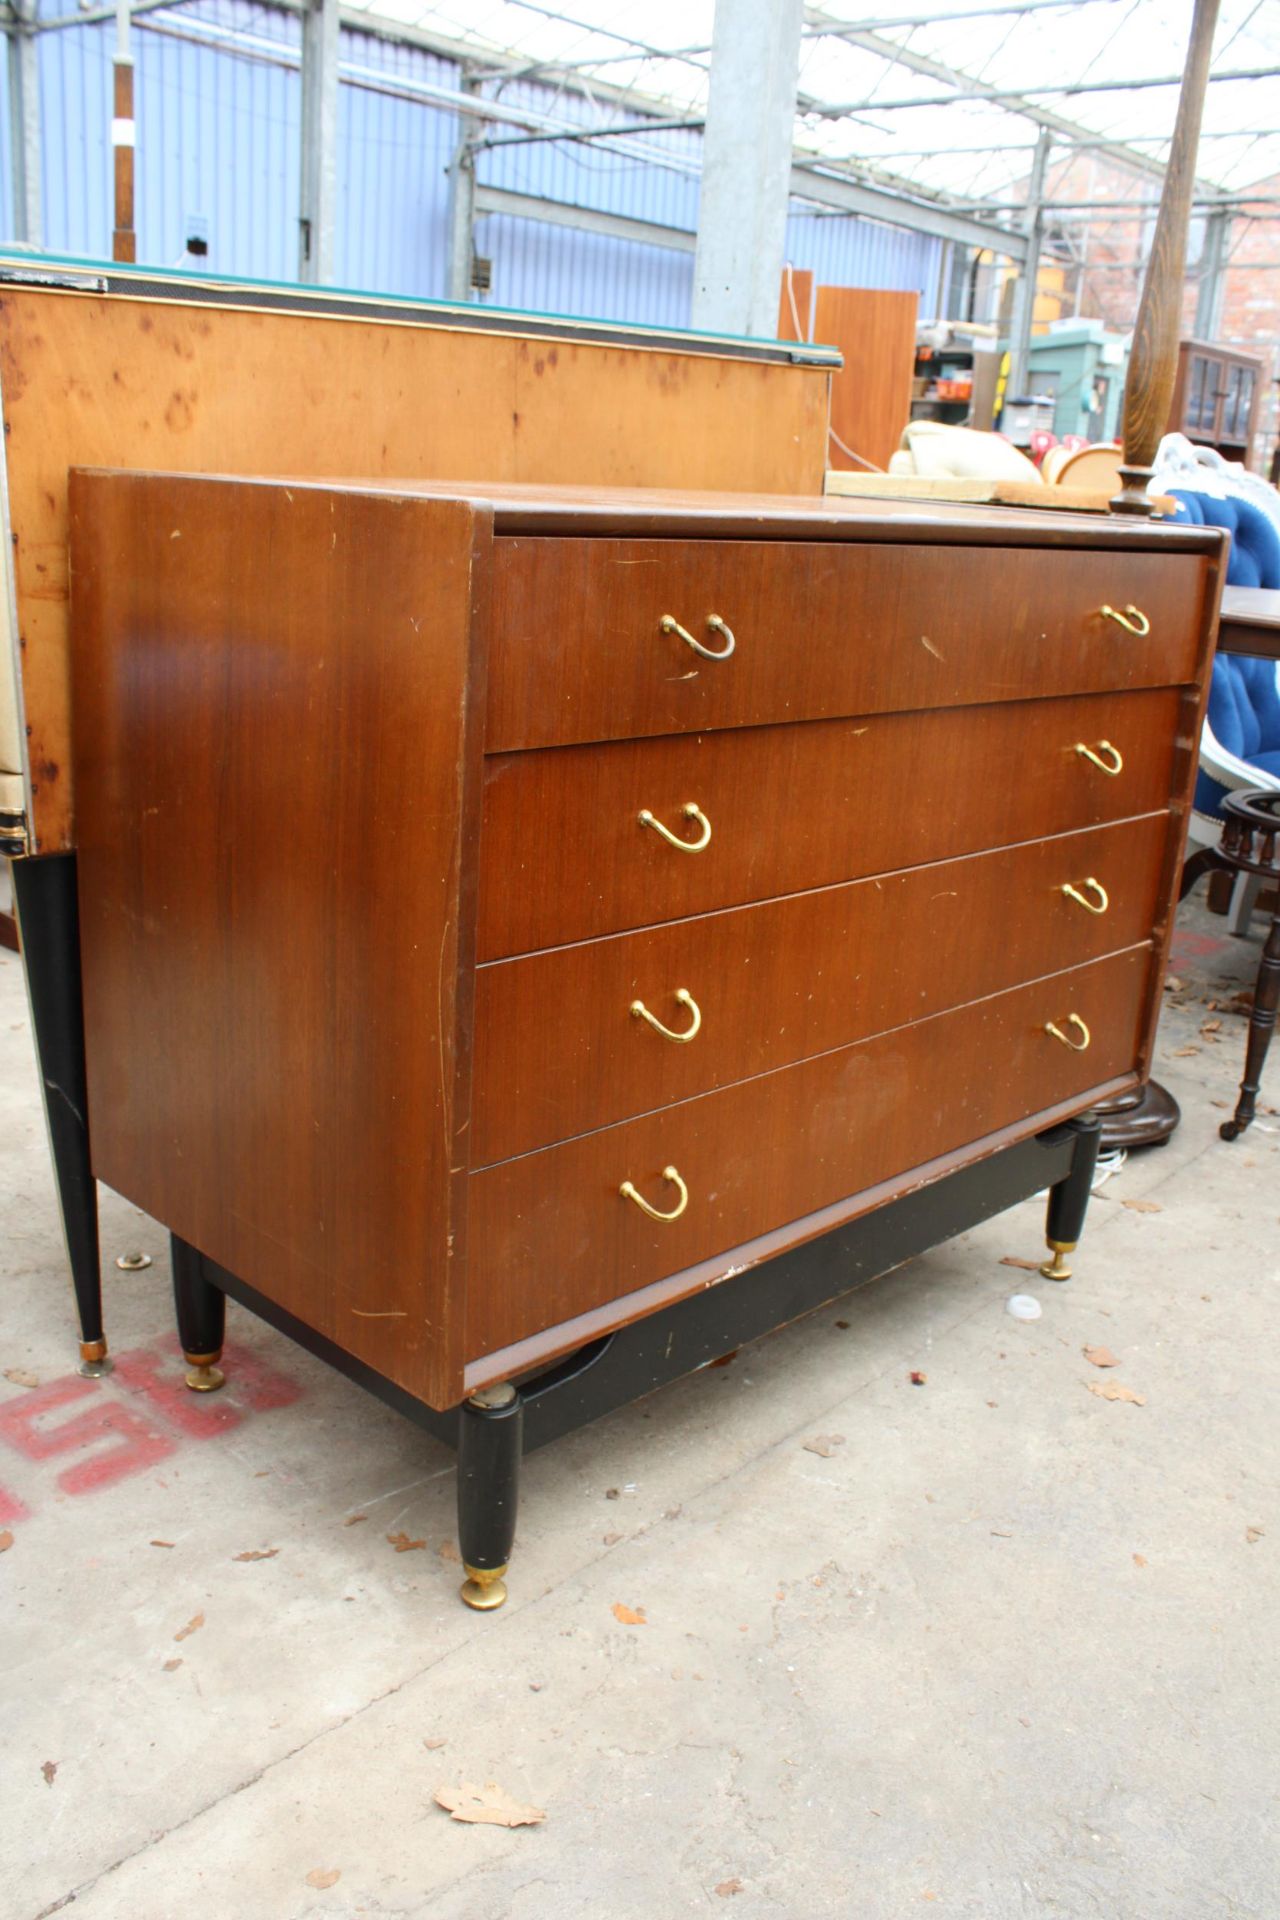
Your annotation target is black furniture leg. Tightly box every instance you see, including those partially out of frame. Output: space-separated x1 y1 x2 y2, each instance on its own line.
456 1383 524 1612
171 1234 227 1391
1040 1109 1103 1280
1221 911 1280 1142
11 853 109 1376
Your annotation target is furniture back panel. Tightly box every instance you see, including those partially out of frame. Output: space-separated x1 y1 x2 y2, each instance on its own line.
69 474 485 1409
466 944 1153 1355
485 539 1205 751
816 286 919 474
478 687 1184 957
0 285 829 853
472 811 1171 1163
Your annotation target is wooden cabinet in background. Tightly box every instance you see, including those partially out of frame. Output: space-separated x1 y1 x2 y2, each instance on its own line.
1169 338 1263 465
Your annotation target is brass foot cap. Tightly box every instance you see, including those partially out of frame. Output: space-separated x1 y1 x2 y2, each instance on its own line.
78 1339 113 1379
184 1352 226 1393
1040 1242 1075 1282
460 1564 509 1611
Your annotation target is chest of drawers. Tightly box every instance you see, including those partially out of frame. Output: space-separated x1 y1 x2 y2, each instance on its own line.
67 472 1223 1606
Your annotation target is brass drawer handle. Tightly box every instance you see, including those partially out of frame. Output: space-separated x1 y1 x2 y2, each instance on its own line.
1060 877 1110 915
1074 740 1123 776
638 803 712 851
1100 603 1151 637
631 988 702 1044
661 613 736 661
620 1165 689 1222
1045 1014 1092 1052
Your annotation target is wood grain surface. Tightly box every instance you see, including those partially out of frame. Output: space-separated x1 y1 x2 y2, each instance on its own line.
478 687 1185 958
485 537 1206 750
466 944 1153 1355
816 285 918 472
472 812 1171 1163
0 286 830 851
69 474 490 1408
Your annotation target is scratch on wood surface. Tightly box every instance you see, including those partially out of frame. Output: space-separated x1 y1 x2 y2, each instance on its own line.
350 1309 409 1319
920 634 944 660
931 890 958 900
437 918 452 1152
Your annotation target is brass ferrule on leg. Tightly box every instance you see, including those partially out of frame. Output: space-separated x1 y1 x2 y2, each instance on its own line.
183 1348 226 1393
78 1338 113 1379
1040 1240 1075 1282
460 1563 509 1611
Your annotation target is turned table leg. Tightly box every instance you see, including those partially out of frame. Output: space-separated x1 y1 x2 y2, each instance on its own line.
11 853 109 1376
457 1383 524 1611
171 1234 227 1391
1221 911 1280 1142
1040 1110 1103 1281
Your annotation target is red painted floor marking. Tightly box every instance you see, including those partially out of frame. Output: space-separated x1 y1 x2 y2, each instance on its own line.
0 1334 303 1517
0 1376 176 1494
0 1484 32 1525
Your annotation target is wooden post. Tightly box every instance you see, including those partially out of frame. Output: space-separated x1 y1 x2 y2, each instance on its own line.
1111 0 1219 513
111 0 135 263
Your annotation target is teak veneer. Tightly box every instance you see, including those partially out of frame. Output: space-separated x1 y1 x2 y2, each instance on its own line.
67 469 1223 1605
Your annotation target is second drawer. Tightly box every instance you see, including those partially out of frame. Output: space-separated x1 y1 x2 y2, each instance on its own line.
471 812 1171 1164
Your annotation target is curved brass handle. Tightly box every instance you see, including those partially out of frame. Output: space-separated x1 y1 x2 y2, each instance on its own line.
620 1165 689 1222
631 988 702 1044
1044 1014 1092 1052
638 803 712 851
1060 877 1110 916
1074 740 1124 776
1100 603 1151 637
661 613 736 661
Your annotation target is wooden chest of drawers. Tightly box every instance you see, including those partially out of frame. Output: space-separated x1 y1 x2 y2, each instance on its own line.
67 476 1222 1448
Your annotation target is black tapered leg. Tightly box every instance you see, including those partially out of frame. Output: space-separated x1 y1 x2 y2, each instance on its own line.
1179 843 1227 902
456 1383 524 1611
1040 1109 1103 1280
171 1234 227 1392
11 853 108 1375
1221 912 1280 1142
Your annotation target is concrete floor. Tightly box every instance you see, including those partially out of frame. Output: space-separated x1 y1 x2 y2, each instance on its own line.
2 896 1277 1920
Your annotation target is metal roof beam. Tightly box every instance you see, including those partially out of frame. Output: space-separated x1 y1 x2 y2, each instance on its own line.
789 164 1028 256
803 9 1177 183
812 64 1280 112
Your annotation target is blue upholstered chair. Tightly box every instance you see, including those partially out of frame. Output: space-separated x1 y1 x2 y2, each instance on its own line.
1167 490 1280 934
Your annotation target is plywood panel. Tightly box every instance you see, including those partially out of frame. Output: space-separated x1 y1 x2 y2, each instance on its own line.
0 287 831 851
816 285 918 473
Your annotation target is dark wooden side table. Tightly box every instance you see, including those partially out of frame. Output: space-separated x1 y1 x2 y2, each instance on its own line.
1182 788 1280 1140
1217 585 1280 662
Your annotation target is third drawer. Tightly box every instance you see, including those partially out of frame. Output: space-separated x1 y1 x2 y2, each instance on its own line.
478 685 1187 958
470 812 1171 1165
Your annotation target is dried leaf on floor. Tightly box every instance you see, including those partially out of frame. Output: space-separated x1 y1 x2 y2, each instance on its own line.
304 1868 341 1889
233 1548 279 1562
612 1602 647 1626
909 1370 927 1386
802 1434 845 1457
1083 1345 1119 1368
1164 975 1183 992
424 1736 447 1751
1201 1019 1223 1035
1246 1526 1264 1544
41 1762 57 1786
434 1780 546 1828
602 1532 623 1547
999 1256 1042 1272
833 1319 850 1330
150 1539 175 1548
1133 1553 1147 1568
438 1539 460 1564
174 1612 204 1641
163 1657 183 1672
1172 1046 1200 1058
3 1367 39 1388
387 1531 426 1553
0 1530 13 1553
1122 1199 1162 1214
1087 1381 1145 1405
343 1514 367 1527
715 1879 745 1897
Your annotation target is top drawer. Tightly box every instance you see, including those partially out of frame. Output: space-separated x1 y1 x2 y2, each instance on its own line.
485 538 1205 752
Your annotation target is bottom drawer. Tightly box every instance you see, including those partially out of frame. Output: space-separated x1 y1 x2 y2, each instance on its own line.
466 944 1151 1357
